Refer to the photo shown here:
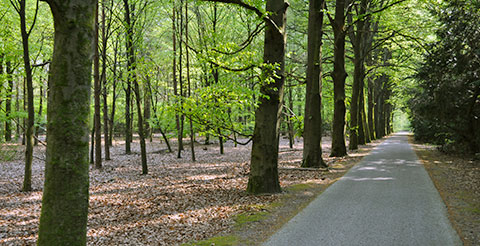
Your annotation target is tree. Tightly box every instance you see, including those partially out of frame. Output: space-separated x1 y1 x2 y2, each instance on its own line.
302 0 327 168
124 0 148 174
94 1 102 169
328 0 348 157
38 0 95 244
348 0 371 149
247 0 288 194
10 0 39 192
410 0 480 153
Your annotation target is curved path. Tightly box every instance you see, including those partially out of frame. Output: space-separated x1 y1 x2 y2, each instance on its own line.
264 132 462 246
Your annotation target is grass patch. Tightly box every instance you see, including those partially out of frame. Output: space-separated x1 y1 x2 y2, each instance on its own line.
284 183 316 192
234 211 269 226
182 235 239 246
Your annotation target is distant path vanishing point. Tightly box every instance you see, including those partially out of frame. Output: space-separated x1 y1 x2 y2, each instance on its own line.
264 132 462 246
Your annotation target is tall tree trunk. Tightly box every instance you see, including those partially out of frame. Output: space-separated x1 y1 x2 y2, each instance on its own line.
124 1 132 155
22 77 25 146
302 0 326 168
287 82 294 148
247 0 287 194
14 0 36 192
0 54 4 141
124 0 148 174
144 82 151 141
15 79 20 140
177 0 185 158
367 76 376 140
5 61 13 142
172 4 182 157
101 0 110 160
34 84 43 146
38 0 95 244
349 42 360 150
185 2 195 161
94 1 102 169
330 0 348 157
359 86 370 143
109 37 119 147
90 125 95 164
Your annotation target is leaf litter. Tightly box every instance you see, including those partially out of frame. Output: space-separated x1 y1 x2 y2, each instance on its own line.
1 136 343 245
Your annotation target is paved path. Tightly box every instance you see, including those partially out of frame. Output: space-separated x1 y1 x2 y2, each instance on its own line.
264 132 462 246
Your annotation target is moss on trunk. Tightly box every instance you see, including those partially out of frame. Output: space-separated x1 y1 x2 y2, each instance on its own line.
38 1 95 244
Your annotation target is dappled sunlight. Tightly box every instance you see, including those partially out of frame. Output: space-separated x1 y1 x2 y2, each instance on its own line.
343 176 395 182
1 135 381 245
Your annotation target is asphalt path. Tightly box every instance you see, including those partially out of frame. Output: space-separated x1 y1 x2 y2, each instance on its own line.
264 132 462 246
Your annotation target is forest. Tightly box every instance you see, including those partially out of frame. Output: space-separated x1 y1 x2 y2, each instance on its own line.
0 0 478 245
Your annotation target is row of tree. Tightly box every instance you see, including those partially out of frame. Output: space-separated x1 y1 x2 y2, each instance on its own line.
0 0 438 243
410 0 480 154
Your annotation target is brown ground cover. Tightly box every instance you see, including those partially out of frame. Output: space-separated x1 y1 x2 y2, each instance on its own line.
0 136 382 245
411 137 480 246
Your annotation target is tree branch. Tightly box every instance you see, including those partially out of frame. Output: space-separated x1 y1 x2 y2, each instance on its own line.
200 0 284 35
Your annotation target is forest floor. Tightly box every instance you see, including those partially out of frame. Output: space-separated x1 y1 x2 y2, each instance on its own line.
0 134 381 245
410 137 480 246
2 134 476 245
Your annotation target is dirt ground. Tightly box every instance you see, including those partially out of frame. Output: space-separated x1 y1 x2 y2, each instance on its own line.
0 135 381 245
410 137 480 246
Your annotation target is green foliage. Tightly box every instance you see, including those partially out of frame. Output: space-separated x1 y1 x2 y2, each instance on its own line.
173 81 256 139
409 0 480 153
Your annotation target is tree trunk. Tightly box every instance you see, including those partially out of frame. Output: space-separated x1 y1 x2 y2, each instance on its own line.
124 0 148 174
359 86 370 143
302 0 326 168
35 84 43 146
185 2 195 161
101 0 110 160
15 0 35 192
330 0 348 157
367 77 376 140
172 5 182 157
144 83 151 141
90 125 94 164
94 2 102 169
287 83 294 149
15 79 20 140
38 0 94 244
5 61 13 142
247 0 287 194
124 64 132 153
109 38 119 147
178 0 185 157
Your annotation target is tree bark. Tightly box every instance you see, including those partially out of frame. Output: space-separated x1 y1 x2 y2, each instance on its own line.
247 0 287 194
123 0 133 155
109 37 119 147
15 0 36 192
94 1 102 169
5 61 13 142
34 84 43 146
302 0 326 168
367 76 376 140
101 0 110 160
172 4 182 156
38 0 95 244
185 2 196 161
124 0 148 174
330 0 348 157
